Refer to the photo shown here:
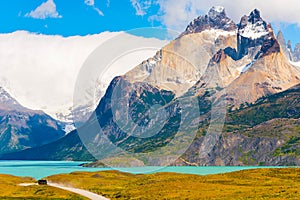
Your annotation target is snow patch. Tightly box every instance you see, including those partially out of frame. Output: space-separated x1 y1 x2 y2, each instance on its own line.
63 123 76 134
239 21 268 39
208 6 225 19
290 61 300 67
202 29 236 40
212 6 225 13
237 61 255 73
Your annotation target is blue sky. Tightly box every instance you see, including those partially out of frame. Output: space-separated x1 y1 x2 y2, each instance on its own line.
0 0 299 47
0 0 161 36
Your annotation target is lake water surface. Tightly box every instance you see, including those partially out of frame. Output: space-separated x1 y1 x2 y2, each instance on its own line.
0 161 289 180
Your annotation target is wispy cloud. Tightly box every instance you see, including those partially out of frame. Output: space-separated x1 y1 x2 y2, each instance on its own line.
84 0 95 6
131 0 300 31
84 0 104 16
25 0 62 19
130 0 152 16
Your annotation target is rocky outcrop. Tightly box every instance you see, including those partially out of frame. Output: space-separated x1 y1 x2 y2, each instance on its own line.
277 31 294 61
276 31 300 62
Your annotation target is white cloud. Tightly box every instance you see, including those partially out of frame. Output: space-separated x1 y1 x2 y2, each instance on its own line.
25 0 62 19
141 0 300 32
0 31 167 122
93 7 104 16
84 0 104 16
84 0 95 6
130 0 152 16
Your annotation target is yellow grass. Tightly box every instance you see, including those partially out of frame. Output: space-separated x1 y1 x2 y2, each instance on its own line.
47 168 300 199
0 174 87 199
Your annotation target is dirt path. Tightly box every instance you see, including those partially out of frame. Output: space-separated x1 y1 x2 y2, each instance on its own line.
48 183 109 200
19 182 109 200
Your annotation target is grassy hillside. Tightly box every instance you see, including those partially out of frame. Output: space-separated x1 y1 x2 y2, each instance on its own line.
0 174 87 199
47 168 300 200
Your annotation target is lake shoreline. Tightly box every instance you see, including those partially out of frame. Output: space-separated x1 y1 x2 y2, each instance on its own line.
0 160 298 179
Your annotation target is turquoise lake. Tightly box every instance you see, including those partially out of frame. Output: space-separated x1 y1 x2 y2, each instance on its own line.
0 161 289 180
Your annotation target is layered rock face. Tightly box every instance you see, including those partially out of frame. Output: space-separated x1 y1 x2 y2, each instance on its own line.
125 6 238 96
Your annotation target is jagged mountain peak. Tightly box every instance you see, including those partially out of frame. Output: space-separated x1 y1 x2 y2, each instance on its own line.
293 43 300 62
238 9 270 40
208 6 226 19
236 9 281 60
248 9 262 23
0 87 23 111
181 6 237 37
277 31 295 61
277 31 285 42
0 86 45 114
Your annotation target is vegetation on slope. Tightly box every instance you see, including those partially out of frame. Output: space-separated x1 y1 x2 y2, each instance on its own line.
2 84 299 165
47 168 300 200
0 174 87 199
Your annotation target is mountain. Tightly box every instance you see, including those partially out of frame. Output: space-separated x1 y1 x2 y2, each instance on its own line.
0 87 65 154
2 7 300 166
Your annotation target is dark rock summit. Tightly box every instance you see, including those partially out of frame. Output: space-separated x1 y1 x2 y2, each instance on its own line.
237 9 280 59
181 6 237 36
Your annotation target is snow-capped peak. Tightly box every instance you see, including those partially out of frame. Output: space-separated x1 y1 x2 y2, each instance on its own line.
0 86 24 111
181 6 237 36
0 87 14 103
238 9 269 40
208 6 226 19
209 6 225 14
